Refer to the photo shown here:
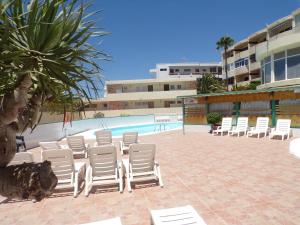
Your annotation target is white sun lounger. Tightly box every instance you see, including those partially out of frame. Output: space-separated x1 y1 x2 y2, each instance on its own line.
123 143 163 192
67 136 88 158
247 117 269 138
79 217 122 225
42 149 86 197
9 152 34 165
95 130 113 146
212 117 232 136
229 117 248 137
289 138 300 158
269 119 291 141
119 132 138 155
85 145 123 196
151 205 207 225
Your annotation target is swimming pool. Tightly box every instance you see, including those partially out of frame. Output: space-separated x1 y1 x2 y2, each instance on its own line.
77 122 183 139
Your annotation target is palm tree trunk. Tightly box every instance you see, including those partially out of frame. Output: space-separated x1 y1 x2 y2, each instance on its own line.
224 48 229 91
0 74 57 201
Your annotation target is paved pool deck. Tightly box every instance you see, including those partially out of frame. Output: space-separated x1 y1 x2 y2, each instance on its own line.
0 130 299 225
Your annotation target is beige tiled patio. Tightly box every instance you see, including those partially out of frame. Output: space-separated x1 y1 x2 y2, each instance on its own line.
1 130 300 225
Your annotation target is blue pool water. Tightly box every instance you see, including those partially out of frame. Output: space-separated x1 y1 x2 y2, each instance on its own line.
79 122 183 139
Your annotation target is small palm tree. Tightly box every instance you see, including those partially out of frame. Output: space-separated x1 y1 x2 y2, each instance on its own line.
0 0 109 201
216 36 234 91
196 74 225 94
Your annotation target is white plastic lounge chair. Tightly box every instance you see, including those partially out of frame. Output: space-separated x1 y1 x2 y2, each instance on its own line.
39 141 61 150
80 217 122 225
119 132 138 155
95 130 112 146
9 152 34 165
212 117 232 136
123 143 163 192
42 149 86 197
289 138 300 158
229 117 248 137
151 205 207 225
85 145 123 196
67 136 88 158
269 119 291 141
247 117 269 138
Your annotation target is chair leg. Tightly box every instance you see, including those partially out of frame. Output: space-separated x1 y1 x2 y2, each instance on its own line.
74 173 79 198
127 176 132 192
156 165 163 187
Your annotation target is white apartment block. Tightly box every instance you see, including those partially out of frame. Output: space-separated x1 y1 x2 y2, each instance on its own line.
223 8 300 90
86 62 222 116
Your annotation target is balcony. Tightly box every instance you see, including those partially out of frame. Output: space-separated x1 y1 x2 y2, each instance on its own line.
249 61 260 71
256 27 300 61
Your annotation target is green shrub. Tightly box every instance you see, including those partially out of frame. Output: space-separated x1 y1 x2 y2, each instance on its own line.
206 112 221 124
93 112 104 118
120 113 130 117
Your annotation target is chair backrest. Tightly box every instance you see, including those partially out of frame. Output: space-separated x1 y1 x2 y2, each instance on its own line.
129 144 156 173
95 130 112 146
123 132 138 146
276 119 291 133
221 117 232 130
236 117 248 131
39 141 61 150
9 152 33 165
255 117 269 131
42 149 74 181
88 145 117 177
67 136 86 152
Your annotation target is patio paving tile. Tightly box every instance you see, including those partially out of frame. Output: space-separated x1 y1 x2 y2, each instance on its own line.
0 130 299 225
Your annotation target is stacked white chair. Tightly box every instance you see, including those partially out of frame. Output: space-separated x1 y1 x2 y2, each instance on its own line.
85 145 123 196
119 132 138 155
95 130 112 146
247 117 269 138
42 149 86 197
151 205 207 225
67 136 88 158
123 143 163 192
269 119 291 140
212 117 232 136
39 141 61 150
229 117 248 137
9 152 34 165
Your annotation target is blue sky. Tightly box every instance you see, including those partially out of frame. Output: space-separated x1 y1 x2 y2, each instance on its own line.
90 0 300 82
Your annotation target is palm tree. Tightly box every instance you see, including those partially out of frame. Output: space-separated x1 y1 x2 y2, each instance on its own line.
216 36 234 91
196 74 225 94
0 0 109 201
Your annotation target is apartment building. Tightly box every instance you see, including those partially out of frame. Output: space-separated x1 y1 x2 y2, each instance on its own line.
150 62 223 79
223 8 300 90
86 62 222 116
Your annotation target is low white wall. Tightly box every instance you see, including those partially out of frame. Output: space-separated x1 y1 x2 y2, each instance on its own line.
84 107 182 118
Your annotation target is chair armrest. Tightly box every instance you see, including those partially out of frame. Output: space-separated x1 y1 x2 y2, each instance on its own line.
118 161 123 177
85 165 92 183
85 143 89 149
270 128 275 133
60 144 69 149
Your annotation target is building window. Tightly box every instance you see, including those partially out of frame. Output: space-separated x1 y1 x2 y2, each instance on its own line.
274 51 286 81
195 68 200 73
210 67 217 73
202 69 206 72
177 85 182 90
235 57 248 68
103 103 107 108
183 69 191 75
160 68 167 71
170 69 174 73
170 85 175 90
287 47 300 79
